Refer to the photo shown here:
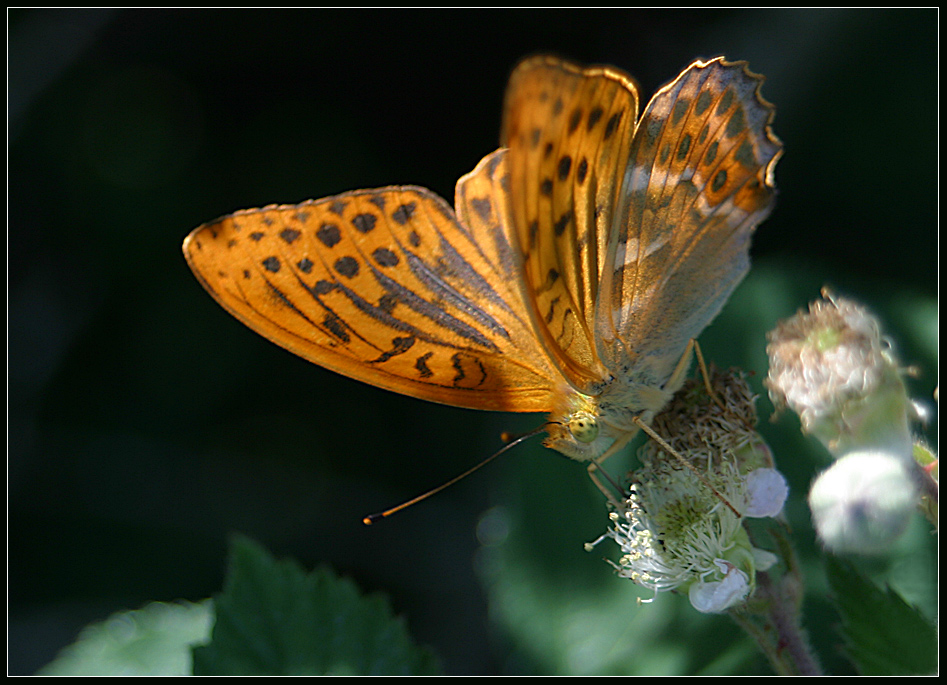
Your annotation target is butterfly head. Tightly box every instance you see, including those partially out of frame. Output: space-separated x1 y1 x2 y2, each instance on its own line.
543 390 617 461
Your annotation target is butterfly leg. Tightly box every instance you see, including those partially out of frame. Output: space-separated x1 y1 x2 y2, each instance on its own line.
664 338 695 397
667 339 723 409
586 431 637 507
692 339 725 409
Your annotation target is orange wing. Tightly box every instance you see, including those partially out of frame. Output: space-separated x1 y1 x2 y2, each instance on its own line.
183 150 559 413
501 56 641 393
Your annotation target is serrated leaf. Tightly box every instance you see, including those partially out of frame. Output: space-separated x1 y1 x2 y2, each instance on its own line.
37 600 213 676
825 556 936 675
192 534 440 675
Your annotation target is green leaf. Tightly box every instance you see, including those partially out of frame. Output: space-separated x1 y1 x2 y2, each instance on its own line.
37 600 213 675
825 556 937 675
192 535 441 675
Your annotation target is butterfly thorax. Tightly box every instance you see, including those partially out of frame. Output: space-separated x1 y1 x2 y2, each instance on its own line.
543 375 677 462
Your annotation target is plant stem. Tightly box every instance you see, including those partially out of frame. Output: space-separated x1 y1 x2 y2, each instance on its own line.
731 525 822 675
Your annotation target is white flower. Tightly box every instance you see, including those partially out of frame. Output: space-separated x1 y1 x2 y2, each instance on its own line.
688 559 751 614
745 468 789 518
595 457 786 613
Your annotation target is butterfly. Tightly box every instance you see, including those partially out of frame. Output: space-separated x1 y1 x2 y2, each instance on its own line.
183 55 781 478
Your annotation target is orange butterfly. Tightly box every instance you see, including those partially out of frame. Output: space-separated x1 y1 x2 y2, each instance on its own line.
183 56 781 480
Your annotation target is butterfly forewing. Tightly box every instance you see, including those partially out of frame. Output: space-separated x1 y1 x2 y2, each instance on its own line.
595 57 782 384
502 56 640 392
183 170 558 413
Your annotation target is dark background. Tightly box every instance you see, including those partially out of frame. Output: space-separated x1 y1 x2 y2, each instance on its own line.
9 8 937 675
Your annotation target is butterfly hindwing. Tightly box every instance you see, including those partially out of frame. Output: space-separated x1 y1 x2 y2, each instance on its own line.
595 57 782 385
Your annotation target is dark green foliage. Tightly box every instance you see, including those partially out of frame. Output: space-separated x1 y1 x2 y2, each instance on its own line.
192 536 441 675
825 556 937 675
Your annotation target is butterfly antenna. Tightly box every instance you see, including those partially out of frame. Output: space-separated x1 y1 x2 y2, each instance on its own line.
500 428 540 443
363 424 548 525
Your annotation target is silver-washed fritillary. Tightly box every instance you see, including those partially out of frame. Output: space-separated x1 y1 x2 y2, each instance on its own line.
183 56 781 478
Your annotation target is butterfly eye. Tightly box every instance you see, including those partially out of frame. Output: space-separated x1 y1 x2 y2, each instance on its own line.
569 413 599 444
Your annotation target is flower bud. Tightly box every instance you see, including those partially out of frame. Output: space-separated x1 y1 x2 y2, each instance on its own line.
766 291 913 458
808 450 920 554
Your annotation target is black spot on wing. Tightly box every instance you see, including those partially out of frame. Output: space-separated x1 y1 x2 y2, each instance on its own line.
645 118 662 147
544 295 560 324
372 247 399 267
280 228 300 244
695 89 712 116
334 256 359 278
470 197 492 222
725 105 746 138
378 293 397 313
317 223 341 247
415 351 434 378
450 352 487 388
370 335 415 364
392 202 416 225
553 209 573 237
677 133 691 161
312 279 336 295
557 155 571 181
671 97 689 125
323 313 350 343
716 89 734 116
604 110 622 140
704 140 719 165
587 106 603 131
528 220 539 248
452 352 465 383
735 140 755 167
352 213 377 233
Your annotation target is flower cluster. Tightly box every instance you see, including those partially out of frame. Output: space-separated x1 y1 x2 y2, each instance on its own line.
590 369 788 614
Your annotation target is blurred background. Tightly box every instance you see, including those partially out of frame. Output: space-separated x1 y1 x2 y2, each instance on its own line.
9 8 937 675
